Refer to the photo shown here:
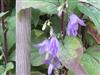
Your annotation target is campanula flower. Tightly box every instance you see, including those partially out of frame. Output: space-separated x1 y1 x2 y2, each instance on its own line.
33 36 61 75
66 13 86 36
49 36 60 57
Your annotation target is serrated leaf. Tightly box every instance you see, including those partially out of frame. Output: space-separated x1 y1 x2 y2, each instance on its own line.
78 3 100 34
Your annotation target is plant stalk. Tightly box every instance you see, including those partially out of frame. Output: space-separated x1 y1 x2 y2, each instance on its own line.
61 0 66 35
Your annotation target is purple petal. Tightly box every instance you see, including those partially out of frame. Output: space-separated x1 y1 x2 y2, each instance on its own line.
66 13 86 36
54 60 61 69
48 64 54 75
71 29 78 36
33 39 49 54
78 18 86 26
69 14 78 25
49 37 59 57
44 55 53 64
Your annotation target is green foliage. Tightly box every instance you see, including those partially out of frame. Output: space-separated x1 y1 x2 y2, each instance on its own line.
81 53 100 75
58 36 85 75
68 0 79 11
84 32 96 46
31 9 40 27
0 62 14 75
0 66 5 74
7 15 15 49
1 0 100 75
86 45 100 62
31 29 46 66
86 0 100 10
31 48 45 66
5 62 14 72
78 3 100 34
17 0 60 14
51 15 61 33
58 36 83 61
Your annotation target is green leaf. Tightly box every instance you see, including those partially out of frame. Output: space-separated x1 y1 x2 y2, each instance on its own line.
81 53 100 75
86 0 100 10
86 45 100 62
31 29 46 66
0 66 5 74
78 3 100 34
58 36 87 75
9 50 15 61
58 36 83 60
17 0 59 14
32 29 46 44
7 16 15 49
0 23 3 43
5 62 14 72
31 48 45 66
31 9 40 27
51 15 61 34
85 32 96 46
68 0 79 11
68 71 74 75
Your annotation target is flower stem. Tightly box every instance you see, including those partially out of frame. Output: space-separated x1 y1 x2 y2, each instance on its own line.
61 0 66 35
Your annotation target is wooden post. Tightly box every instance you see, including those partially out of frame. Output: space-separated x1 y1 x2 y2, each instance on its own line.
16 1 31 75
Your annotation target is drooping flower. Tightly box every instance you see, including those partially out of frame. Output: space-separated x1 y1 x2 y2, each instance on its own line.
33 36 61 75
49 36 60 57
66 13 86 36
45 56 61 75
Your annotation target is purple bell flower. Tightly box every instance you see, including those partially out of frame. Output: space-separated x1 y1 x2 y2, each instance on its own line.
33 36 61 75
66 13 86 36
49 36 59 57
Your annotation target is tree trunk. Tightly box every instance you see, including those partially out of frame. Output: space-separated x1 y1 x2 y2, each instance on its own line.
16 2 31 75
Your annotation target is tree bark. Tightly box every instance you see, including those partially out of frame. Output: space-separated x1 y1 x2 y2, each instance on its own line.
16 2 31 75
